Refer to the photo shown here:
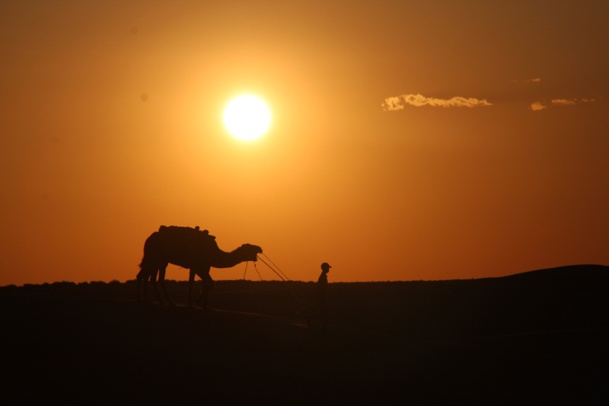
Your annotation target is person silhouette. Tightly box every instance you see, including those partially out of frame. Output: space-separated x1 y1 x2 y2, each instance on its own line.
315 262 331 332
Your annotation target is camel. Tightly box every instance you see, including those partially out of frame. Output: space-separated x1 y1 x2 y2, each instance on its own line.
136 225 262 307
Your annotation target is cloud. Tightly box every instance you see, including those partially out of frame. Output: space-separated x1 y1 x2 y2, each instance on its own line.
530 102 547 111
531 98 596 111
551 98 576 106
551 98 595 105
382 94 492 110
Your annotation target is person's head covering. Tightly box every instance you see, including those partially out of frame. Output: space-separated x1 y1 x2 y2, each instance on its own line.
321 262 332 271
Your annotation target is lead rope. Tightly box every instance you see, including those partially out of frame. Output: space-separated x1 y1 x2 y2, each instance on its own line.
259 253 291 281
256 256 287 281
252 253 309 313
242 260 264 281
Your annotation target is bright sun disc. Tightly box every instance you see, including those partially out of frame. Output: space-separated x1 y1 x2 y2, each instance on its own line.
223 95 271 140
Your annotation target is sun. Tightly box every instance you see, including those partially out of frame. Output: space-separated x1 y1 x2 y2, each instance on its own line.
223 94 271 141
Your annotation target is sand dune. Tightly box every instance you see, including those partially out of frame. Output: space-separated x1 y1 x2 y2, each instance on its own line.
2 265 608 403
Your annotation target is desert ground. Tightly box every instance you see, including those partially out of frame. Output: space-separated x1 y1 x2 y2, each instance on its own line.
2 264 608 405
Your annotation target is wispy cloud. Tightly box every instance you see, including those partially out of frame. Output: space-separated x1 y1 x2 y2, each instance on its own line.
531 98 596 111
512 77 541 84
552 98 595 105
382 94 492 111
551 98 576 106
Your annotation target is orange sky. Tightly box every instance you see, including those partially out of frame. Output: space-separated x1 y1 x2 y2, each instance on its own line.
2 1 609 286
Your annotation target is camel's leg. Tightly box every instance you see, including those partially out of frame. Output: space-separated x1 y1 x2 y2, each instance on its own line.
149 268 166 305
136 271 143 302
137 266 153 303
188 269 196 308
201 272 215 309
188 267 212 308
193 267 214 309
157 265 173 305
140 277 147 303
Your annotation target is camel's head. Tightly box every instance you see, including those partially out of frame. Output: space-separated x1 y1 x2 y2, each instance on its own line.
238 243 263 262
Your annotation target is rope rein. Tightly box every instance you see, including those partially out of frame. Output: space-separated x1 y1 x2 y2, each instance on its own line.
259 253 291 281
241 252 307 307
256 255 288 281
252 262 263 281
242 253 291 282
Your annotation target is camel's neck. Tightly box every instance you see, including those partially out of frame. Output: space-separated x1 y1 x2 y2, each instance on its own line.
210 247 248 269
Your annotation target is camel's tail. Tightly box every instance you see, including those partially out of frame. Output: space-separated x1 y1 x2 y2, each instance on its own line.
138 231 160 277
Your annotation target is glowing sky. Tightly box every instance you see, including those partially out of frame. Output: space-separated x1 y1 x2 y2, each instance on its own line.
1 0 608 285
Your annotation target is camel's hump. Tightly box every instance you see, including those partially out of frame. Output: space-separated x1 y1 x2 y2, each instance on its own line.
158 225 216 244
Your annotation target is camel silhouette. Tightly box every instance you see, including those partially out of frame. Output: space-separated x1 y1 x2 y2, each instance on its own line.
137 225 262 307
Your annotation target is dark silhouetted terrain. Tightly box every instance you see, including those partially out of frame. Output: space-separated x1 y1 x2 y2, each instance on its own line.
2 265 608 404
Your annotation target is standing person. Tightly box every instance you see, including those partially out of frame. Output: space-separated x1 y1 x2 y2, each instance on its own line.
315 262 331 332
